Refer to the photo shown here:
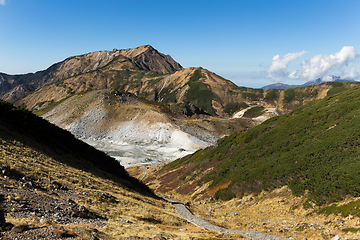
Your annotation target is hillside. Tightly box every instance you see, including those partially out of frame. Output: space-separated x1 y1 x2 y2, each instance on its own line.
0 99 235 239
144 86 360 239
149 86 360 204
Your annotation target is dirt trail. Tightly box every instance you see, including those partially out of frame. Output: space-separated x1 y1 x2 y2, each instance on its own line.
160 196 290 240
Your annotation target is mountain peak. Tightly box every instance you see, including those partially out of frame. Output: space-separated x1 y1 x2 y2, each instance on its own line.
120 45 155 59
120 45 183 73
0 45 183 102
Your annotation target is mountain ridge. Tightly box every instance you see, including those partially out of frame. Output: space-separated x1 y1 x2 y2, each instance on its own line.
0 45 182 102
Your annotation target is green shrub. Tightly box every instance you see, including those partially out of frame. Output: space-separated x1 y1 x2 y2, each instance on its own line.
185 68 215 115
224 101 249 115
283 89 295 103
243 106 265 118
214 188 235 201
326 81 344 87
241 92 261 101
327 87 347 96
264 89 277 102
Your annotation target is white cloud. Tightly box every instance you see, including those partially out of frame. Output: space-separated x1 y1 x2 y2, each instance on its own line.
267 50 309 82
0 0 5 6
341 67 359 80
322 75 334 82
289 46 358 80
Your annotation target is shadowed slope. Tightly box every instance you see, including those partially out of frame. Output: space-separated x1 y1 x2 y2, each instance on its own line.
0 99 151 194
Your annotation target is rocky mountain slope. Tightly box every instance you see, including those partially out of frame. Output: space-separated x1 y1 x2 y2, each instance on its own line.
0 45 182 103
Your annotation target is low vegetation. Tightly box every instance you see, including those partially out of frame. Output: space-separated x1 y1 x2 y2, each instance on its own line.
243 106 265 118
155 86 360 206
185 68 216 115
223 101 249 116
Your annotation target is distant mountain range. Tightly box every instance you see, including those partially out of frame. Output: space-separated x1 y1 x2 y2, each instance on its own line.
262 76 357 89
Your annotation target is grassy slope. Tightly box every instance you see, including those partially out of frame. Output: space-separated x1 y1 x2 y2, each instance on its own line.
157 86 360 205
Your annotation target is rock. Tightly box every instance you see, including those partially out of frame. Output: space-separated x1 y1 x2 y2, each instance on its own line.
0 164 10 171
120 219 132 224
179 228 186 231
153 236 166 240
49 177 56 184
78 205 87 212
39 217 46 224
331 235 341 240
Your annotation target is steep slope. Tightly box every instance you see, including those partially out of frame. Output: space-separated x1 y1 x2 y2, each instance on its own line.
0 45 182 103
0 99 232 239
148 86 360 205
0 99 146 191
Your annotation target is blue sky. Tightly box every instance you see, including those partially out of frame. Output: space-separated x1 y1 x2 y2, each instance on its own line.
0 0 359 88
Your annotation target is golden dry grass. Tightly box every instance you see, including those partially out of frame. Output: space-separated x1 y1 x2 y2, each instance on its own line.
0 137 228 239
185 186 360 240
143 164 360 240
